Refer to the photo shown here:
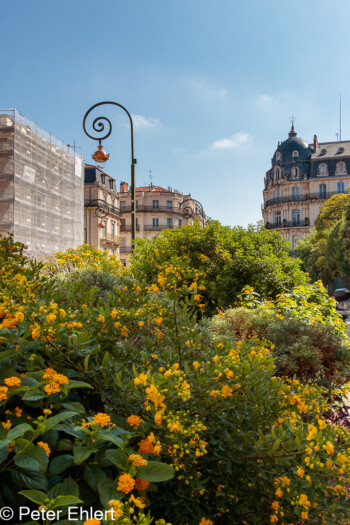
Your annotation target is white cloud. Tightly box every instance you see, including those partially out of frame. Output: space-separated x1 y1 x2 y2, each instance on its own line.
131 114 160 129
190 79 228 100
172 146 185 154
211 132 250 150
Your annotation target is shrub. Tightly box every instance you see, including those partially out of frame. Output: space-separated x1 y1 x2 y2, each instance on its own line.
0 238 349 525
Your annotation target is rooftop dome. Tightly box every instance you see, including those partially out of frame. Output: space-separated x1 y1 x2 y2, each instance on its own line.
273 125 312 165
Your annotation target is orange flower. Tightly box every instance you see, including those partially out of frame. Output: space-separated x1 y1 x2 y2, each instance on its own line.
138 439 154 454
135 478 150 491
129 454 148 468
4 377 21 387
117 473 135 494
127 415 143 427
92 413 111 427
37 441 51 457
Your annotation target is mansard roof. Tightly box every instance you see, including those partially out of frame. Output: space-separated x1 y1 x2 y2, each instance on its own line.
311 141 350 160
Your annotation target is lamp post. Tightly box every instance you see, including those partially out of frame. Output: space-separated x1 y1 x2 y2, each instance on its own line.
83 101 137 248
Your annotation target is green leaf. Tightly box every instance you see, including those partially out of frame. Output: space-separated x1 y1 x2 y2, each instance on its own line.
0 445 9 464
62 402 85 415
48 478 79 500
83 354 90 372
136 461 175 482
102 351 110 367
22 389 45 401
97 478 122 508
105 448 129 469
7 423 33 441
83 465 107 492
49 454 75 475
14 446 48 472
51 495 83 509
100 434 124 448
44 411 78 432
18 489 47 505
0 350 17 362
73 446 95 465
11 469 48 491
55 438 73 452
66 380 92 390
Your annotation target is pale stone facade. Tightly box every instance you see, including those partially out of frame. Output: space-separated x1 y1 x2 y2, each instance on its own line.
84 165 122 255
262 126 350 250
118 182 205 265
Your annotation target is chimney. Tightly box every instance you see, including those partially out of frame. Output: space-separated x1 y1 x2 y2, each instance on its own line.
313 134 319 151
120 181 129 192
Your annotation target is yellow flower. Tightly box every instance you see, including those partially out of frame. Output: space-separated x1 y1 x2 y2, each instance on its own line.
134 373 148 386
192 361 200 369
275 488 283 498
270 517 278 524
298 494 310 509
155 412 162 426
117 473 135 494
46 313 57 323
296 466 304 478
4 377 21 387
97 315 105 323
121 325 129 337
301 512 308 521
84 520 101 525
37 441 51 457
199 519 213 525
156 317 163 326
221 385 233 398
31 327 41 339
271 501 279 511
194 294 201 301
318 419 326 429
138 321 145 328
127 415 143 427
92 413 111 427
129 454 148 468
108 499 123 519
326 441 334 455
130 494 146 508
111 308 118 319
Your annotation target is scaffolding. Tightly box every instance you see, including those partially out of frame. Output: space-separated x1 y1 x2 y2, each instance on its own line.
0 109 84 256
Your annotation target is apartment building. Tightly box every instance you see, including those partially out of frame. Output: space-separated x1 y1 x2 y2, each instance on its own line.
0 109 84 256
84 165 122 255
262 124 350 250
118 182 205 265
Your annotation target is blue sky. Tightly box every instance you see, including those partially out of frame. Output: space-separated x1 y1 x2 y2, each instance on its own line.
1 0 350 226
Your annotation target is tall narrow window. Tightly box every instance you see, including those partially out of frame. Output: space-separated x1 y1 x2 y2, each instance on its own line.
318 163 328 176
152 218 159 229
319 183 327 197
337 182 345 193
336 161 346 174
167 218 173 228
291 187 300 200
275 168 280 180
291 167 299 178
111 222 115 236
167 200 173 210
292 210 301 226
152 200 159 209
273 211 282 226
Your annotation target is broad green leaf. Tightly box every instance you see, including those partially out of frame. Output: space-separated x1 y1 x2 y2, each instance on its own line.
0 445 9 464
55 438 73 452
105 448 129 469
14 446 48 472
73 446 95 465
11 469 48 491
49 454 75 475
51 495 83 509
83 465 107 492
97 478 122 508
136 461 175 482
18 489 47 505
44 411 78 432
48 478 79 499
100 434 124 448
7 423 33 441
62 402 85 415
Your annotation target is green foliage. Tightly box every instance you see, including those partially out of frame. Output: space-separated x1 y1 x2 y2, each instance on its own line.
131 220 307 315
0 237 349 524
315 193 350 232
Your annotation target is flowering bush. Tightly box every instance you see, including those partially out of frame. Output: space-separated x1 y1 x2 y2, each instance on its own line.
0 238 349 524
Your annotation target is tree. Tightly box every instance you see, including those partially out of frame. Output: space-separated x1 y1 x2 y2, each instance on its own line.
315 192 350 232
131 220 307 315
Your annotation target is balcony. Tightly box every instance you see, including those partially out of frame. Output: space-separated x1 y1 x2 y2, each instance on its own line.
84 199 122 216
121 205 181 214
265 219 310 230
100 233 121 245
263 190 347 209
144 224 175 231
120 224 140 232
120 246 132 254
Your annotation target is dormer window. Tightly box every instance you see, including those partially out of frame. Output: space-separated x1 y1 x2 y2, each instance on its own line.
335 161 347 174
276 152 281 161
291 167 299 178
292 150 299 158
318 163 328 176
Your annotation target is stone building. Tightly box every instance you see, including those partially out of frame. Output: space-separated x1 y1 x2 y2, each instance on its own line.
84 165 122 255
118 182 205 265
262 124 350 250
0 109 84 256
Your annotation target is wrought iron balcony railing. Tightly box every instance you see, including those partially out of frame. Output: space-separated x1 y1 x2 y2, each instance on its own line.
121 205 181 214
265 219 310 230
101 233 122 244
263 190 347 209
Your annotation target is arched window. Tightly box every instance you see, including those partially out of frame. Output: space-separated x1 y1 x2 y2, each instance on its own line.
336 161 347 174
292 150 299 158
291 167 299 178
276 152 281 160
275 168 280 180
318 163 328 176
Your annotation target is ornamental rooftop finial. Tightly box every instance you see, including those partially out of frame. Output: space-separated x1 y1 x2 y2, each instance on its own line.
288 115 297 137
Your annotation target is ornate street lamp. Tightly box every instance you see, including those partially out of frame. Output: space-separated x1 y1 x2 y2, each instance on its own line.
179 198 205 222
83 101 137 247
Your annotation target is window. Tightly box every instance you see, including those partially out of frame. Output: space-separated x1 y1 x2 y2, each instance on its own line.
120 201 126 210
291 167 299 178
103 220 107 238
337 182 345 193
136 200 139 209
109 179 114 190
167 218 173 228
336 161 347 174
111 198 115 209
101 174 106 185
292 150 299 158
318 163 328 176
111 222 115 236
273 211 282 226
152 218 159 229
152 200 159 209
292 210 301 226
167 200 173 209
275 168 280 180
291 187 300 200
103 194 107 202
318 184 327 197
276 152 281 160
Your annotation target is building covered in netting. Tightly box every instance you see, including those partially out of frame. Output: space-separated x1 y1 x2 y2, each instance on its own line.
0 109 84 256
